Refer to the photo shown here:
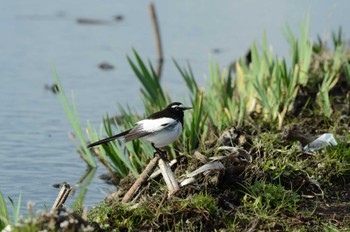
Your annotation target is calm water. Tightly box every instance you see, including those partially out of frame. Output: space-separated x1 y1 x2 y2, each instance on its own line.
0 0 349 212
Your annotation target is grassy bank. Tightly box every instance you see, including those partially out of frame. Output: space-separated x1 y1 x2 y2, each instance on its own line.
1 19 350 231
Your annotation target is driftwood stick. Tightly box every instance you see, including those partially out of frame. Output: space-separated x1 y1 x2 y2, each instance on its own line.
122 155 160 203
158 158 180 197
149 3 163 79
51 183 72 213
149 158 177 179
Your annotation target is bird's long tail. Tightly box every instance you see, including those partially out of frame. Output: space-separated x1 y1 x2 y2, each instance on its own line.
87 129 131 148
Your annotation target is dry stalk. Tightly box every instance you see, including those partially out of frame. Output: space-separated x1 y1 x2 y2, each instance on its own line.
121 155 160 203
51 183 72 213
158 158 180 197
149 3 163 79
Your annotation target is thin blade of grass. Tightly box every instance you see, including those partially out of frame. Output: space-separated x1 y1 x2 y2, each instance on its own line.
0 192 10 229
53 65 96 167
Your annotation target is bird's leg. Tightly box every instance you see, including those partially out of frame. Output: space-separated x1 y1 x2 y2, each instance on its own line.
152 143 167 159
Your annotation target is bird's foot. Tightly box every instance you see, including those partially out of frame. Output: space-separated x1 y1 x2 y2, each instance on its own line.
153 149 168 160
151 143 168 160
159 150 168 160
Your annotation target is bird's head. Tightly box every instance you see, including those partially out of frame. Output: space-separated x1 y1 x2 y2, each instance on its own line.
166 102 192 112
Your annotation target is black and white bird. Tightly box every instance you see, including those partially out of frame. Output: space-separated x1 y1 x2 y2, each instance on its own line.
87 102 191 155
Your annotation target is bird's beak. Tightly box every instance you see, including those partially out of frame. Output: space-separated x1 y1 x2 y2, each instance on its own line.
183 106 192 111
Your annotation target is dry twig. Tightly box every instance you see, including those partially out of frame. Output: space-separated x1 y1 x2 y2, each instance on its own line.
149 3 163 79
122 155 160 203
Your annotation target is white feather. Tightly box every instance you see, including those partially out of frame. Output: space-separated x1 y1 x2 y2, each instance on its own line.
136 118 177 133
136 117 182 148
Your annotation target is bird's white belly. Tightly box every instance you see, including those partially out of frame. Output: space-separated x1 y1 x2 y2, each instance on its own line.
143 122 182 148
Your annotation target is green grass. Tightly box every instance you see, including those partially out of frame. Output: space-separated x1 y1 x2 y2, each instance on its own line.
71 167 97 212
241 181 299 219
0 192 10 230
127 49 170 112
52 14 348 181
0 192 22 231
318 46 344 117
53 65 96 167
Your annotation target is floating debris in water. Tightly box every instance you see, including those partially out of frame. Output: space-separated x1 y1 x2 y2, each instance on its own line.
114 14 124 21
77 18 111 25
44 83 59 94
212 48 222 54
99 62 114 70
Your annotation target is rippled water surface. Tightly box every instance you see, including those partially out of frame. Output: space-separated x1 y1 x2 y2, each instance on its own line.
0 0 349 211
